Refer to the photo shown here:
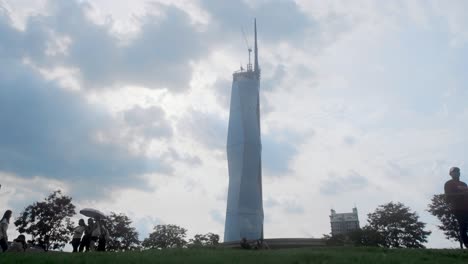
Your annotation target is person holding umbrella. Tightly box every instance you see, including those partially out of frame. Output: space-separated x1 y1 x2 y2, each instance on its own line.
79 208 106 251
90 218 102 251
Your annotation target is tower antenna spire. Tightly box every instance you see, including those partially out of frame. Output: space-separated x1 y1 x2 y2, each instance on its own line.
254 18 259 77
241 27 252 71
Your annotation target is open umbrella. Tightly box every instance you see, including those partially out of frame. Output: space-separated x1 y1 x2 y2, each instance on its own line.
80 208 106 219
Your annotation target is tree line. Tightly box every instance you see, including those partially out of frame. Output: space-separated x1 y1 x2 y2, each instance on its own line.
10 190 219 251
6 190 462 250
324 195 463 249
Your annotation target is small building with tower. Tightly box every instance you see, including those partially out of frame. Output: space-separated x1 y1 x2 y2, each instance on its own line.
330 207 360 236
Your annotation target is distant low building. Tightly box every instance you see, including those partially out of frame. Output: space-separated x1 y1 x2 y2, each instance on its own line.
330 207 360 236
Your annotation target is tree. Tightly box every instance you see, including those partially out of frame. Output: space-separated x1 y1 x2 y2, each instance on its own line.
14 190 75 250
188 233 219 248
105 212 141 251
322 227 383 247
365 202 431 248
142 224 187 249
348 227 385 247
427 194 462 248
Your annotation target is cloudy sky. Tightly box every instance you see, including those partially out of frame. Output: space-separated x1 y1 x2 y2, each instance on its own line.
1 0 468 249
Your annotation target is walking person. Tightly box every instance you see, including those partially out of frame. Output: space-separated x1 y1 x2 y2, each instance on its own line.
0 210 12 252
72 219 86 252
79 218 94 252
444 167 468 248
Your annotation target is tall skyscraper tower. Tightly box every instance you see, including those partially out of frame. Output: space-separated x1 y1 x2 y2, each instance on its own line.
224 19 263 242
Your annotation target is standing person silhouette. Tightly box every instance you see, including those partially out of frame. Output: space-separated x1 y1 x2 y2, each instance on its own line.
79 218 94 252
97 219 109 252
90 218 102 251
444 167 468 248
0 210 12 252
72 219 86 252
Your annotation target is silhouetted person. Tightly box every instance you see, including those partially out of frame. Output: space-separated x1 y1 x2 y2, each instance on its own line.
79 218 94 252
97 219 109 252
7 235 26 252
0 210 12 252
444 167 468 248
72 219 86 252
90 218 102 251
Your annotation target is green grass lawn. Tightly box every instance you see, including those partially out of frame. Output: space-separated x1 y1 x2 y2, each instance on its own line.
1 247 468 264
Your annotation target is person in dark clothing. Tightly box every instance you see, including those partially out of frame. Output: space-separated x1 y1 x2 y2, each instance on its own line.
72 219 86 252
444 167 468 248
79 218 94 252
97 219 109 252
0 210 12 252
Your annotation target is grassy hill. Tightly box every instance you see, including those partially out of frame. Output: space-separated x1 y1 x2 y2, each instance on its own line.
1 247 468 264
